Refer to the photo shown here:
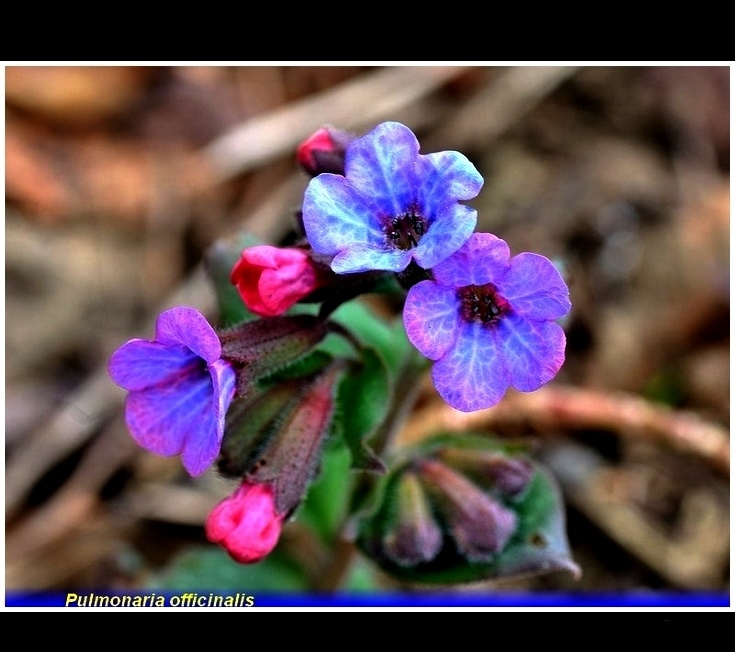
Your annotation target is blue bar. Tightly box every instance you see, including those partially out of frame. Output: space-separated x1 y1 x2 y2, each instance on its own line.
5 590 730 608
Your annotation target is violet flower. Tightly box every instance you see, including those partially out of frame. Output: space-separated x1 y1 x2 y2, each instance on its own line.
403 233 571 412
108 306 236 476
301 121 483 274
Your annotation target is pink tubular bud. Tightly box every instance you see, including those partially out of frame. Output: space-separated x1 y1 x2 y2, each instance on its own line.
230 245 328 317
296 126 355 176
205 480 284 564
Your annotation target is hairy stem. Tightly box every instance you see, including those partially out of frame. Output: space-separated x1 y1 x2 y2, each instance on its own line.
312 349 428 591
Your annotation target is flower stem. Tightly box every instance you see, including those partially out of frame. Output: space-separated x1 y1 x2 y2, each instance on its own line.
313 348 428 592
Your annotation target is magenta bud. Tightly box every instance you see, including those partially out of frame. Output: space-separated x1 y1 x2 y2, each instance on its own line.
230 245 333 318
383 471 443 567
417 458 517 562
205 480 284 564
296 126 356 177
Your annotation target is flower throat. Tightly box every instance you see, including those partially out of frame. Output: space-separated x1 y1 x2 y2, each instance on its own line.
458 283 510 325
385 210 427 250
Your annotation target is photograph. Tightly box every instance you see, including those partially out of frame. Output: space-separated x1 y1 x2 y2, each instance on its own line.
3 63 730 611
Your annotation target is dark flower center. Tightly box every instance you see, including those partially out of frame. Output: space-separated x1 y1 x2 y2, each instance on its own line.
458 283 510 325
384 210 428 251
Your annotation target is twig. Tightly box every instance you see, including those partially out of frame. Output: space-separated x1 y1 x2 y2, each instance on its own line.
5 425 140 562
121 482 229 526
401 384 730 475
425 65 583 150
5 370 127 520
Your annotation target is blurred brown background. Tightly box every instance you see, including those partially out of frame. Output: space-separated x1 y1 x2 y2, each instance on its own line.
4 65 729 596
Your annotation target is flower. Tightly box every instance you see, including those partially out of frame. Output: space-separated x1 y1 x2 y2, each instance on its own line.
403 233 571 412
301 121 483 274
108 306 236 476
230 245 330 317
205 480 284 564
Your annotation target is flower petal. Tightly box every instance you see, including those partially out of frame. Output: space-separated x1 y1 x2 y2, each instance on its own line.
124 367 220 475
498 315 567 392
499 253 571 320
234 244 305 269
331 244 412 274
345 121 420 214
155 306 222 364
182 358 235 475
416 150 483 207
403 281 460 361
432 232 511 288
413 203 477 270
210 358 236 446
431 322 511 412
109 340 198 391
302 174 384 256
258 270 315 313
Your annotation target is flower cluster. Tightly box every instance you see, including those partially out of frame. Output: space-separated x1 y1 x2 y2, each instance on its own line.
108 120 571 569
300 121 571 411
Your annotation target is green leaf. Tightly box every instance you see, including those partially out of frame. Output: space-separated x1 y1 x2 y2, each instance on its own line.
330 299 410 376
335 347 391 473
355 433 580 585
489 465 581 582
326 299 429 474
340 554 386 592
147 546 309 592
295 441 353 544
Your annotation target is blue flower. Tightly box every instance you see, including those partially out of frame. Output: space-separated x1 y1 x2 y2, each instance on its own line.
302 121 483 274
403 233 571 412
108 306 236 476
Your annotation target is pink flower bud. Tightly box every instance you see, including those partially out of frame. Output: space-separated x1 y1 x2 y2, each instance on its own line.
205 480 284 564
230 245 328 317
296 126 355 176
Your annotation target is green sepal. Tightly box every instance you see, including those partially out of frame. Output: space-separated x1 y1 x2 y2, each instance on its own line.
295 440 354 544
217 380 304 478
219 314 330 397
257 350 335 387
355 433 580 585
245 361 347 517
